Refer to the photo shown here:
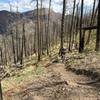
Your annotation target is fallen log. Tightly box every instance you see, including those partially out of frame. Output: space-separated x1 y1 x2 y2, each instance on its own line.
27 81 68 92
16 80 68 96
79 26 97 30
77 78 100 85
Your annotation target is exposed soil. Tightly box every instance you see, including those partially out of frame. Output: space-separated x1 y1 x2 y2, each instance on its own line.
3 52 100 100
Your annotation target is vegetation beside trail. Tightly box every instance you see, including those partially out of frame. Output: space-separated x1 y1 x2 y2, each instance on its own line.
0 0 100 99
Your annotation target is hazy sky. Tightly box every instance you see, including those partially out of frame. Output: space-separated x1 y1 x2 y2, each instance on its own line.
0 0 94 12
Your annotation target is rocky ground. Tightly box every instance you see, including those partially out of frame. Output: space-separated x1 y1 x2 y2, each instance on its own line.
3 51 100 100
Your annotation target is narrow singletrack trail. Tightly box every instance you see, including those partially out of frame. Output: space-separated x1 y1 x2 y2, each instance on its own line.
4 63 100 100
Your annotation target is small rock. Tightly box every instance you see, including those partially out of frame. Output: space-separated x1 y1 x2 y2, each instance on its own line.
92 58 97 63
98 92 100 95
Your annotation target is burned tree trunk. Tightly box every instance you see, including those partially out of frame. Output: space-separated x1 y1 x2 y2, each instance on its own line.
34 22 37 54
2 36 7 65
86 0 96 45
95 0 100 51
68 0 76 51
60 0 66 54
79 0 84 53
23 23 27 57
0 82 3 100
0 48 3 65
16 25 19 62
11 31 16 64
37 0 41 61
46 0 52 55
20 23 24 65
75 3 79 43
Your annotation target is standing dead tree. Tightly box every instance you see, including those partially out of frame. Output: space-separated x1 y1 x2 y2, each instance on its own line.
60 0 66 55
0 47 3 65
37 0 41 61
11 30 17 64
46 0 52 55
96 0 100 51
0 81 3 100
68 0 76 51
86 0 96 44
80 0 100 51
79 0 84 53
20 23 25 65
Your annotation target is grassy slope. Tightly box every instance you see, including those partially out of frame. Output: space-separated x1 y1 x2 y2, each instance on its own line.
2 36 98 92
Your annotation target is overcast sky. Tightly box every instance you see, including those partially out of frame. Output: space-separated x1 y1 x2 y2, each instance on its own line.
0 0 94 12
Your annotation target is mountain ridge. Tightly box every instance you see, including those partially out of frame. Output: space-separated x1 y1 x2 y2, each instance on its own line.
0 8 61 34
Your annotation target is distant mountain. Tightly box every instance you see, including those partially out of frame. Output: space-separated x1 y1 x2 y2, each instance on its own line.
0 8 61 34
0 10 21 34
23 8 61 22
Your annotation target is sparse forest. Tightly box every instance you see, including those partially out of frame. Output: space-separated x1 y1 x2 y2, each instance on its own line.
0 0 100 100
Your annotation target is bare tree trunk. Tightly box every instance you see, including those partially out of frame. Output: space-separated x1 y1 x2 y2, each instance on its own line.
46 0 52 55
3 36 7 65
96 0 100 51
86 0 96 45
11 31 16 64
0 82 3 100
20 23 24 65
68 0 76 51
60 0 66 53
40 0 43 56
37 0 41 61
23 23 27 57
79 0 84 53
34 23 37 53
16 25 19 62
0 48 3 65
75 3 79 43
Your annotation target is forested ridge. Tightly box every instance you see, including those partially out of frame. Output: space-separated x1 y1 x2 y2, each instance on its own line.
0 0 100 100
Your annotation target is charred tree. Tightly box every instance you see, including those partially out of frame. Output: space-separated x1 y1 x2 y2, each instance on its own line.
46 0 52 55
2 36 7 65
0 82 3 100
20 23 24 65
86 0 96 44
40 0 43 56
16 25 19 62
22 23 27 57
68 0 76 51
79 0 84 53
60 0 66 54
96 0 100 51
0 48 3 65
11 31 16 64
37 0 41 61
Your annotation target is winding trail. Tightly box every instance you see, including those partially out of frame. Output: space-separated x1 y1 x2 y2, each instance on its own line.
50 63 78 86
4 63 100 100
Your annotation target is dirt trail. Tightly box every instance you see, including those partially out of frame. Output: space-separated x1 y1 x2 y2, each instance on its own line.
4 63 100 100
50 63 78 86
50 63 92 87
49 63 100 99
